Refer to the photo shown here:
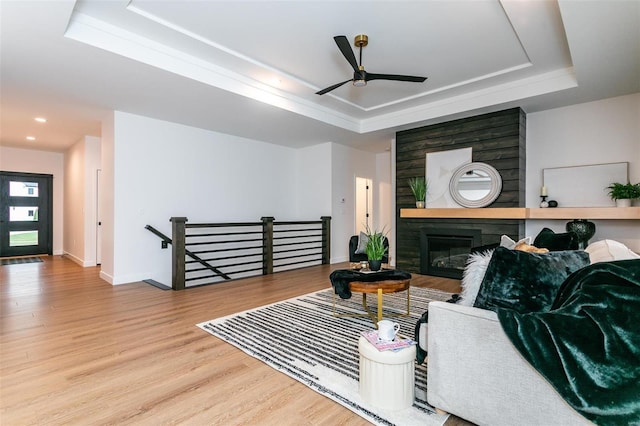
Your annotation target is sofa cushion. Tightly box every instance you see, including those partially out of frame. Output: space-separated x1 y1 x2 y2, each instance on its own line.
533 227 579 251
460 238 544 307
585 239 640 263
500 234 532 249
473 247 590 314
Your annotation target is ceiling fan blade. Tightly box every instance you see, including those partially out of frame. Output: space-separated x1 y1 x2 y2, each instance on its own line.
334 35 359 73
315 78 354 95
366 73 427 83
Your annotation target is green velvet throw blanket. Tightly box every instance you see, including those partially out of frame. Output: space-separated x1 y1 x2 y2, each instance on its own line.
498 259 640 425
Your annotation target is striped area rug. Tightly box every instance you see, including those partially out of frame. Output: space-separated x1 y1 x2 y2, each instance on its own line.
197 286 451 426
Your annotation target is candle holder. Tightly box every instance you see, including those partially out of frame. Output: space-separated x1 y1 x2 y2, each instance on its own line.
540 195 549 208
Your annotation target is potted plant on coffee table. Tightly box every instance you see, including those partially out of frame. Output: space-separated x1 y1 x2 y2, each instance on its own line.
365 226 388 272
607 182 640 207
408 177 428 208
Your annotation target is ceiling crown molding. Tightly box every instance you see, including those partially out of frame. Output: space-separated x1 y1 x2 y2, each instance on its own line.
65 12 362 133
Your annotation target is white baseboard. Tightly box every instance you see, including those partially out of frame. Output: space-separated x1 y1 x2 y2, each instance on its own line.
100 271 151 286
62 252 97 267
99 270 114 284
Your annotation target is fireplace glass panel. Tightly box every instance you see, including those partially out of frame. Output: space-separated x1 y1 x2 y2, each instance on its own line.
420 228 481 279
429 237 473 271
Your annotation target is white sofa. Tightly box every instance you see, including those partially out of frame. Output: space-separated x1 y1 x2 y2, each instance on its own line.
424 239 640 425
426 301 591 426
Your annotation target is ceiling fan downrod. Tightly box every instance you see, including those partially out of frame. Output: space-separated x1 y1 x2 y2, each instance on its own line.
354 34 368 86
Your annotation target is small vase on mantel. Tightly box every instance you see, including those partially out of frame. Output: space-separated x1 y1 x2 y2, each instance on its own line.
566 219 596 250
616 199 632 207
416 200 425 208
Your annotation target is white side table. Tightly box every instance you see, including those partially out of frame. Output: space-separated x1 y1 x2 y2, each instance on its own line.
358 336 416 410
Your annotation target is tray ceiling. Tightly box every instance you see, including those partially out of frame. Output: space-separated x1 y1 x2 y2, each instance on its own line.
1 0 638 152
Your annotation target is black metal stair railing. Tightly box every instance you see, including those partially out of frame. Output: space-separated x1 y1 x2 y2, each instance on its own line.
146 216 331 290
144 225 232 280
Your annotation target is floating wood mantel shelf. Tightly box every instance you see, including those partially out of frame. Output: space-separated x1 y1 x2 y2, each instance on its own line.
400 207 640 220
401 208 527 219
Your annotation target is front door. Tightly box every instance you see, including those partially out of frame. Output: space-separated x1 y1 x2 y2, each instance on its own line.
0 171 53 257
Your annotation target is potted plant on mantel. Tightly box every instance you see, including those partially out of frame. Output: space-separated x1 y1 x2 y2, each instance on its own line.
607 182 640 207
408 177 428 208
364 226 388 272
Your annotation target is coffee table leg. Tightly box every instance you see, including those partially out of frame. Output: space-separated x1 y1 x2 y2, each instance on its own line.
362 293 378 325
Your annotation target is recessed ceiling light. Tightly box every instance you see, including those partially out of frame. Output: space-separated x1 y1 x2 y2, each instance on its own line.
35 117 47 123
26 136 36 141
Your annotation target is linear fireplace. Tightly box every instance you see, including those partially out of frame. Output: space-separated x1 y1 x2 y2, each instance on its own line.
420 228 481 279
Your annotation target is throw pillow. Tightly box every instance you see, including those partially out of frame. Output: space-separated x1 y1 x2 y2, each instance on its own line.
513 241 549 253
460 237 536 307
354 231 368 254
585 239 640 263
459 249 494 306
500 234 532 249
533 227 579 251
473 246 590 314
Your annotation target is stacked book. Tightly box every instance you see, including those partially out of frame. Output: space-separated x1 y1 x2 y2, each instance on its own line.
361 330 417 352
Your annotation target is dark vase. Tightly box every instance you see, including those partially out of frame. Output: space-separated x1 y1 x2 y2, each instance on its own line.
566 219 596 250
368 259 382 272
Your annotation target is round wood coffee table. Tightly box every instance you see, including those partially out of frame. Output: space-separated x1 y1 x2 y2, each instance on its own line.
332 275 411 325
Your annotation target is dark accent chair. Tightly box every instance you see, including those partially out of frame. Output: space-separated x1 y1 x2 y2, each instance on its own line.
349 235 390 263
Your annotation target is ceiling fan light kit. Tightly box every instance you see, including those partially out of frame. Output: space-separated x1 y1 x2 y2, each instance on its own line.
316 34 427 95
353 78 367 87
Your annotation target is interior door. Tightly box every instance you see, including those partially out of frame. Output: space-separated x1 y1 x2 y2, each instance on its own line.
0 171 53 257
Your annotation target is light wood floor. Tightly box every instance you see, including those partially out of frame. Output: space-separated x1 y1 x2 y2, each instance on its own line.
1 256 472 425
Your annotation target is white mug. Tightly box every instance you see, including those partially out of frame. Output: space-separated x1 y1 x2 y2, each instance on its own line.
377 320 400 342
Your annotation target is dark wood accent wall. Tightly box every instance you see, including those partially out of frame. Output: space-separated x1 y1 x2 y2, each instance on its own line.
395 108 526 273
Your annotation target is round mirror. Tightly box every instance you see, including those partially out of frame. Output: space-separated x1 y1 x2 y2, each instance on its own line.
449 162 502 208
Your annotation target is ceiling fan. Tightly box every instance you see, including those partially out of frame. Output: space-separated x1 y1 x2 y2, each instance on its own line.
316 34 427 95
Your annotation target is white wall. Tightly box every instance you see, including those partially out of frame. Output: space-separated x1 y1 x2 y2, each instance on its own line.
64 136 101 266
100 112 116 283
102 111 304 285
63 138 85 263
84 136 101 265
295 143 332 219
526 93 640 251
97 113 391 283
0 146 64 255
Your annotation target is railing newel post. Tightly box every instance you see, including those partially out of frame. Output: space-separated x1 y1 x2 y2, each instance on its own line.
321 216 331 264
170 217 188 290
261 216 274 275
